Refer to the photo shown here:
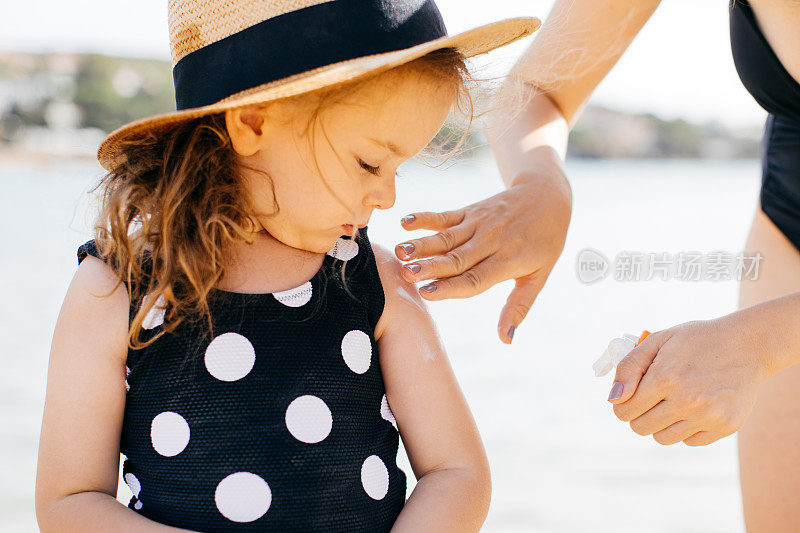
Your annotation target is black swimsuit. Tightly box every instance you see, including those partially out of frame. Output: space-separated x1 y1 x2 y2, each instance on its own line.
730 0 800 251
77 227 406 532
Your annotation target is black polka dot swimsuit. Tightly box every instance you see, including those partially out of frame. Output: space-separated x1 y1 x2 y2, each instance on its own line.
76 227 406 532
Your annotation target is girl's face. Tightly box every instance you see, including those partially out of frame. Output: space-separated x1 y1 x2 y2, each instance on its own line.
225 68 455 254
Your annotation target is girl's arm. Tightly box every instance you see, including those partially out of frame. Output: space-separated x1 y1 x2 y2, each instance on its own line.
373 244 491 532
35 255 192 533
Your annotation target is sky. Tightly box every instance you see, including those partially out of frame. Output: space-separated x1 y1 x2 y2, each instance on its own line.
1 0 767 128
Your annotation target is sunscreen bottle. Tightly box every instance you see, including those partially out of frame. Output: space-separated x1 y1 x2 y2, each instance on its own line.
593 330 651 377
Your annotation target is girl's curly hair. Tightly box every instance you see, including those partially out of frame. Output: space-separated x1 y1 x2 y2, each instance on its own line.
90 47 475 351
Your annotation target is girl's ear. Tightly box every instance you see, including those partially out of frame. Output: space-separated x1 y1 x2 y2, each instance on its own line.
225 106 267 156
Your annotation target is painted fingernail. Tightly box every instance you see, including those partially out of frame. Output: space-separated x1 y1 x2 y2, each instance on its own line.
421 283 437 292
507 325 515 342
608 381 624 401
402 215 416 224
398 243 415 257
404 263 421 274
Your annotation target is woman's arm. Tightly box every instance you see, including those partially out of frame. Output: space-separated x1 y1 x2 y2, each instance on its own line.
609 291 800 446
396 0 661 343
500 0 662 129
488 0 662 185
35 255 192 532
373 244 491 533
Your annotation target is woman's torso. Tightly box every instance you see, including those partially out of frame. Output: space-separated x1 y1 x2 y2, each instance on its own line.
748 0 800 86
730 0 800 121
77 227 406 532
730 0 800 251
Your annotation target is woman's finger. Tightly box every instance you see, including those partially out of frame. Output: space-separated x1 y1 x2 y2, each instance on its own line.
612 368 667 422
652 421 699 445
683 431 721 447
395 222 475 261
497 274 547 344
400 209 466 232
608 331 665 405
418 257 505 300
628 400 682 436
400 230 486 283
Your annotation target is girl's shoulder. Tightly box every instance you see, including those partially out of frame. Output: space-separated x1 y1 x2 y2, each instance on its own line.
369 240 433 341
77 238 155 302
368 241 398 282
76 239 140 301
68 240 132 365
76 239 133 304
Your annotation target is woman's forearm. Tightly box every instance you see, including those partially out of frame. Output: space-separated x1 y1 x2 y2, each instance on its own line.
390 467 491 533
37 491 194 533
730 290 800 380
486 86 570 190
487 0 662 190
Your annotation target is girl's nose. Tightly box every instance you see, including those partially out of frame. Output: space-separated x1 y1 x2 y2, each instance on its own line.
366 178 396 210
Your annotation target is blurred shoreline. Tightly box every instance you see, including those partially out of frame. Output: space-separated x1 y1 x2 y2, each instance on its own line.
1 50 764 162
0 145 95 164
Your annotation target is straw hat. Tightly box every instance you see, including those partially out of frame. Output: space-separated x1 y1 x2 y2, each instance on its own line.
97 0 540 171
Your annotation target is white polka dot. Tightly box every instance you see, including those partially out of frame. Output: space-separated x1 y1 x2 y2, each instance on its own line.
141 294 166 330
125 365 131 392
205 332 256 382
327 237 359 260
341 330 371 374
273 281 313 307
124 473 141 497
380 394 396 425
125 472 144 510
215 472 271 523
361 455 389 500
151 411 190 457
285 395 332 443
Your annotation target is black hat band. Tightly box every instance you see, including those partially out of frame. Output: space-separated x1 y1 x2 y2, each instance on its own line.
172 0 448 110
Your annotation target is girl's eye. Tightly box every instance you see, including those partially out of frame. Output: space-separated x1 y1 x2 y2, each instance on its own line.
358 158 401 178
358 159 381 176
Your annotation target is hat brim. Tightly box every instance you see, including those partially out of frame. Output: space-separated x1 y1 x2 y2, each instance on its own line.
97 16 540 171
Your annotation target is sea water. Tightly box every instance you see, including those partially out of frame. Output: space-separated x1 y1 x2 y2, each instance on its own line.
0 155 759 532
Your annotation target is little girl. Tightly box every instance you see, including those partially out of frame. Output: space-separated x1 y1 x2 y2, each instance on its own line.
34 1 537 531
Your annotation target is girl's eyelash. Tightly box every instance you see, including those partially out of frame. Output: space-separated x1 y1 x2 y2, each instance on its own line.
359 159 381 175
358 158 401 178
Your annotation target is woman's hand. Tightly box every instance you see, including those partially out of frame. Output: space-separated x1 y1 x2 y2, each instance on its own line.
608 316 773 446
394 169 571 344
